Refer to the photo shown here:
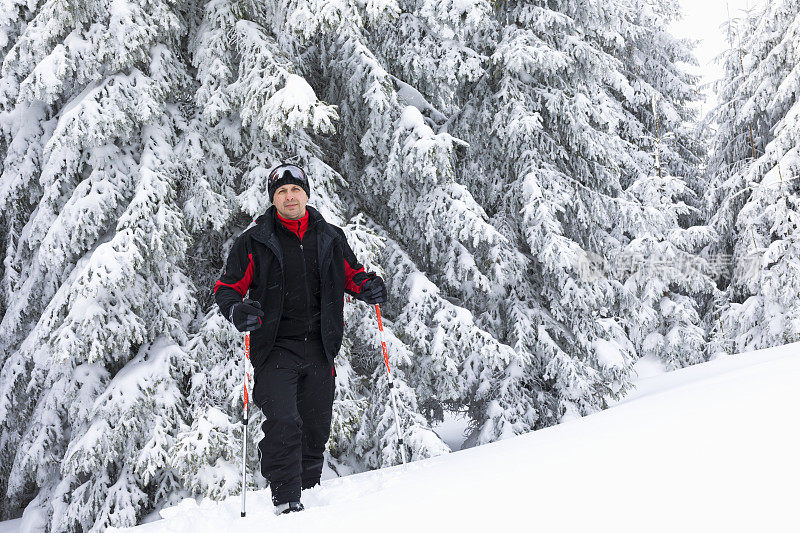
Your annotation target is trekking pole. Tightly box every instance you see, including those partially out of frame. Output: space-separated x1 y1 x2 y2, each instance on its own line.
374 304 407 464
241 332 251 517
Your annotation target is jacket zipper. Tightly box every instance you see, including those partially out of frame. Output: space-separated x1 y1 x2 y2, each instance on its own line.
299 220 311 343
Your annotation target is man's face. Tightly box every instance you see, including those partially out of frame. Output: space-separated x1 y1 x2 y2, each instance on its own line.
273 184 308 220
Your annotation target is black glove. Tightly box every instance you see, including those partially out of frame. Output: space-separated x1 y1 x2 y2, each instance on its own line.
229 299 264 332
360 275 387 304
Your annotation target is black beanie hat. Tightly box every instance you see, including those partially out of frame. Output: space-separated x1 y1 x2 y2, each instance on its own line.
268 164 311 204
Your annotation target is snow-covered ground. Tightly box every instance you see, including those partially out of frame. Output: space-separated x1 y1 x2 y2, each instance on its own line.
3 343 797 533
100 342 798 533
0 520 21 533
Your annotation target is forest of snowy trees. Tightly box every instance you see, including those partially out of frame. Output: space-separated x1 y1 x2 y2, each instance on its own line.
0 0 797 530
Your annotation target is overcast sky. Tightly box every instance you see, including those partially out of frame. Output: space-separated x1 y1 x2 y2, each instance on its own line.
668 0 765 118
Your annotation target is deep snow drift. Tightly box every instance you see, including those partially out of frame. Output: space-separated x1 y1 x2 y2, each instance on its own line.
80 343 800 531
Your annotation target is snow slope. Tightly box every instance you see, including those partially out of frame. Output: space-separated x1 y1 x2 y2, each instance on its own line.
0 520 21 533
103 343 800 531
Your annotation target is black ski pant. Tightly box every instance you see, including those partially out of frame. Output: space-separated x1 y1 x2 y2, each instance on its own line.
252 336 335 506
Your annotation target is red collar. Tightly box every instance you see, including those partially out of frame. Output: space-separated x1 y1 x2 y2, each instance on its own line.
276 210 309 241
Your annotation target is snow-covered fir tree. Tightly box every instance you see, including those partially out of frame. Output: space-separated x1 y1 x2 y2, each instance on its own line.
0 1 203 529
623 97 718 370
0 0 715 530
342 0 714 431
605 2 718 369
705 0 800 354
178 0 448 499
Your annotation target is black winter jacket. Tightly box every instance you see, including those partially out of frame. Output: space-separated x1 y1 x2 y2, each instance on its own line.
214 205 372 369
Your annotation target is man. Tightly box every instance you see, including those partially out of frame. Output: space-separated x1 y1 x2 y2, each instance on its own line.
213 163 386 514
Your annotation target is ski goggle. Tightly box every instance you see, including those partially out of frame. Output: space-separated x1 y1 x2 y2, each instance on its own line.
268 164 307 184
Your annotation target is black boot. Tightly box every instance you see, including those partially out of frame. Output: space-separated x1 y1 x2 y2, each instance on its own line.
274 501 305 515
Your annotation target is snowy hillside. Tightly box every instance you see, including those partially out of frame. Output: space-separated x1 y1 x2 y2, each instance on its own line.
102 343 800 533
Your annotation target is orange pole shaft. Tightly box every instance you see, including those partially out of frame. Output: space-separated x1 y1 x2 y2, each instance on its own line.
375 304 391 373
374 303 406 464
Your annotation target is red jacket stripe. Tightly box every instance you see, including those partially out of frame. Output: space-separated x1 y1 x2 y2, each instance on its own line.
214 253 255 297
344 258 367 293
